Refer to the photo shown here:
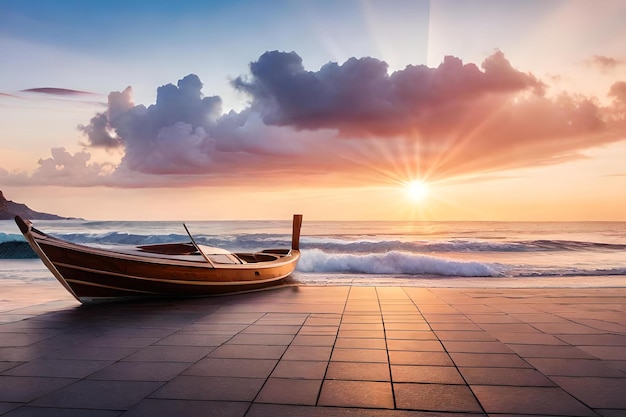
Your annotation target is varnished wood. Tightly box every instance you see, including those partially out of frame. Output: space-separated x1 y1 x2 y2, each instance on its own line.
15 214 302 303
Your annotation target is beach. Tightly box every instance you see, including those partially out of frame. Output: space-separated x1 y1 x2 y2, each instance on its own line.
1 280 625 416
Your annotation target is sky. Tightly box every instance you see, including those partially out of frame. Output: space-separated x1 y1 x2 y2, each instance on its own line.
1 0 626 221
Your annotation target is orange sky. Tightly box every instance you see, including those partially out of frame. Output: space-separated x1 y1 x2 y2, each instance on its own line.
1 1 626 220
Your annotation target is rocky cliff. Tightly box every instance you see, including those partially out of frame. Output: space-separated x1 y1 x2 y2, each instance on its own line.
0 190 68 220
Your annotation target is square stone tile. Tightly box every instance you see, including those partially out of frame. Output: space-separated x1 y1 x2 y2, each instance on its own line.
0 376 76 402
178 323 247 334
429 322 482 331
579 345 626 361
467 314 522 324
121 398 248 417
442 340 513 353
208 344 287 359
450 352 531 368
185 358 277 378
318 380 393 408
337 330 386 339
472 385 596 416
325 362 390 381
3 358 113 378
151 375 264 401
295 326 338 336
551 376 626 409
44 346 137 361
30 380 163 409
0 361 21 372
385 330 437 340
527 357 625 377
290 335 336 347
88 361 190 381
391 365 465 384
340 314 382 324
122 346 213 362
195 312 264 324
226 333 295 345
386 340 443 352
0 347 52 362
271 360 328 379
330 348 388 363
388 351 453 366
102 327 177 338
531 322 603 334
434 331 496 341
0 332 54 347
339 323 384 332
459 366 554 386
79 336 160 348
256 378 322 405
509 344 596 359
243 325 302 334
383 322 429 331
304 316 341 327
557 334 626 346
154 333 232 346
394 383 482 412
493 332 565 345
2 407 121 417
282 346 332 361
333 337 386 349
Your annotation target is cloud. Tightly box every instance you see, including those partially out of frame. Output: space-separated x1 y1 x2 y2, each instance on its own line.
5 50 626 188
20 88 95 96
0 87 105 108
232 50 544 136
1 148 116 187
77 75 223 174
585 55 626 70
609 81 626 104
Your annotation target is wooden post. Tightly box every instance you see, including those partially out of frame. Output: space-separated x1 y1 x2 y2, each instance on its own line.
291 214 303 251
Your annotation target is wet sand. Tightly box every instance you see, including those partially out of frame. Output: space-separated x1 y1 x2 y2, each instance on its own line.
1 280 625 416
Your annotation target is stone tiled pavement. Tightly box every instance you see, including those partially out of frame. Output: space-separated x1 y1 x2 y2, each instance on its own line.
0 282 625 416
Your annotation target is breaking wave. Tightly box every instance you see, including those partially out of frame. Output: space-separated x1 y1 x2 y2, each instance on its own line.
2 227 625 279
297 249 502 277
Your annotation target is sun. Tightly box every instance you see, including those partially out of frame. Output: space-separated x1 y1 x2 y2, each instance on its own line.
404 179 430 202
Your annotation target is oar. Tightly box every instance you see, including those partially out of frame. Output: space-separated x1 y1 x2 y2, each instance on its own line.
183 223 215 267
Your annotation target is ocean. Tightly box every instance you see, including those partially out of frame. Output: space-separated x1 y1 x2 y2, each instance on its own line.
1 219 626 288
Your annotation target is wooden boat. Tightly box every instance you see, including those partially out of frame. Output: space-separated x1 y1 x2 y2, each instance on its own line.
15 215 302 303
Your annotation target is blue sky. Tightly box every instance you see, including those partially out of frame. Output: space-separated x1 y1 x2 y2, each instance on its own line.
1 0 430 107
1 1 626 220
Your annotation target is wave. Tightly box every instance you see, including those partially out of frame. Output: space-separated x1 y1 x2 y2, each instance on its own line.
296 249 626 278
0 241 37 259
297 249 502 277
2 228 625 260
303 238 626 253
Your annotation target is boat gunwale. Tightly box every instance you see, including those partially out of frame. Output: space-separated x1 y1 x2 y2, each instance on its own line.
31 229 299 270
14 214 303 303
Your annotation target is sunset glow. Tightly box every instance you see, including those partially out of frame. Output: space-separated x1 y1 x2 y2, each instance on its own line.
1 1 626 220
404 180 430 203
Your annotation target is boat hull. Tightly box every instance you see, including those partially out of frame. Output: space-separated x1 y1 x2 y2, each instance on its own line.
15 216 301 303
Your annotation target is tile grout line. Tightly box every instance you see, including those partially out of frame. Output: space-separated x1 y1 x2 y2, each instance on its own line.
375 286 397 410
312 286 349 407
403 287 489 415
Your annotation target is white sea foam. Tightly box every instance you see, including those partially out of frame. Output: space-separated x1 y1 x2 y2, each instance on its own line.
297 249 502 277
2 219 625 282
